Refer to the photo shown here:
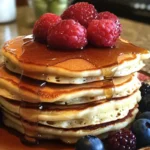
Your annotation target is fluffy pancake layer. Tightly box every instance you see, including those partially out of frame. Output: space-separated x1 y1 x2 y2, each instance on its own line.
2 106 138 144
0 65 141 103
0 90 141 128
2 35 150 84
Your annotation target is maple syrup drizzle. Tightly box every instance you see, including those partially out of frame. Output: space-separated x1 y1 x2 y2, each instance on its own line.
18 36 147 69
100 78 114 99
104 87 114 99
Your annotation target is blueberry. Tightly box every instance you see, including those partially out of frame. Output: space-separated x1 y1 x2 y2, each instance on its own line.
75 135 105 150
140 83 150 97
139 94 150 112
137 112 150 120
131 119 150 148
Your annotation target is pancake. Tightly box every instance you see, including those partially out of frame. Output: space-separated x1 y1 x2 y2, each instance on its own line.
0 65 141 103
2 106 138 144
0 90 141 128
2 35 150 84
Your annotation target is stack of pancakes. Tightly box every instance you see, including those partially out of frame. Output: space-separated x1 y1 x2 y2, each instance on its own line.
0 35 149 143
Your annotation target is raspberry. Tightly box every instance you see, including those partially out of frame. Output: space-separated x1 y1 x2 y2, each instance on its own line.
87 19 120 47
98 11 122 35
98 11 119 23
33 13 61 43
61 2 98 27
47 20 87 49
138 73 150 82
107 129 136 150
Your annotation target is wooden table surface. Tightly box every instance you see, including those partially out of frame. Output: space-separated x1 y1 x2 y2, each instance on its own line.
0 6 150 150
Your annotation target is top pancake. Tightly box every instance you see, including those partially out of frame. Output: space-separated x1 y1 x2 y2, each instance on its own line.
2 35 150 84
0 65 140 103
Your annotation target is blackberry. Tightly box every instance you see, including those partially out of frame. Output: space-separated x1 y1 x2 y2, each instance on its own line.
140 83 150 97
139 94 150 112
107 129 136 150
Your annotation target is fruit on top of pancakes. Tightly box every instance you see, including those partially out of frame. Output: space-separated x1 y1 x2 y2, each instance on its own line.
33 13 61 43
132 119 150 148
98 11 119 23
75 135 105 150
98 11 122 35
107 129 136 150
61 2 98 28
87 19 120 47
47 19 87 49
33 2 122 48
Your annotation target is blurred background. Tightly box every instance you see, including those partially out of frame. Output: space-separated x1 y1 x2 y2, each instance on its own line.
16 0 150 23
74 0 150 23
0 0 150 50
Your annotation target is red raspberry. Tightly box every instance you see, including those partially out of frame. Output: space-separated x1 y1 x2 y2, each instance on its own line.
107 129 136 150
98 11 122 35
61 2 98 28
87 19 120 47
138 72 150 82
98 11 118 23
33 13 61 43
47 20 87 49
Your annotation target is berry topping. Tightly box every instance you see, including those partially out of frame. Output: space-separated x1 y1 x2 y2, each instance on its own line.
47 19 87 49
107 129 136 150
98 11 122 35
140 82 150 97
137 112 150 120
98 11 119 23
132 119 150 148
75 135 105 150
33 13 61 43
61 2 98 27
87 19 120 47
139 94 150 112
